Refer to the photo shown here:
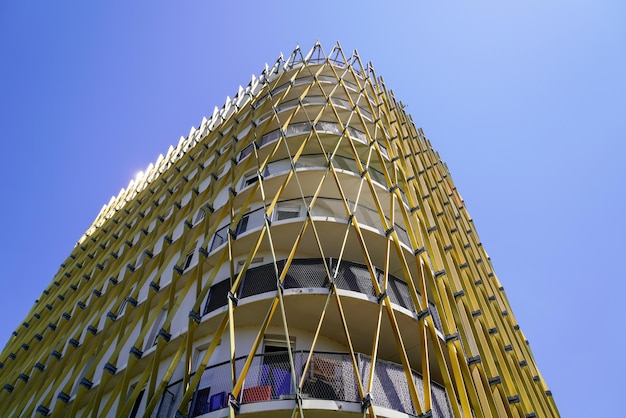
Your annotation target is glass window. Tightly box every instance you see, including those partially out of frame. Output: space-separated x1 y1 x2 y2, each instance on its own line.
274 204 301 221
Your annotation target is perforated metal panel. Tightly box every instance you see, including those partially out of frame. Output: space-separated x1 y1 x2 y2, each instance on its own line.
169 351 452 417
203 280 230 315
202 258 445 333
283 259 329 289
333 260 376 297
386 273 415 311
239 262 282 299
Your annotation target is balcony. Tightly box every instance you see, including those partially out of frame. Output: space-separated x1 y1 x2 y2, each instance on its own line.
156 351 453 418
238 120 388 164
202 258 443 334
208 196 410 254
235 153 408 206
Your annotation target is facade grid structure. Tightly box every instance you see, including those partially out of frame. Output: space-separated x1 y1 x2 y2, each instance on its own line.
0 42 559 418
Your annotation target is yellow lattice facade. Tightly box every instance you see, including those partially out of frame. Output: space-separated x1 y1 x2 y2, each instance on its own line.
0 43 558 417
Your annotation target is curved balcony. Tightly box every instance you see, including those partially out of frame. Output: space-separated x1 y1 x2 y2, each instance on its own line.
253 95 373 128
237 120 389 163
236 153 407 205
208 196 410 255
202 258 443 334
157 351 453 418
251 72 374 118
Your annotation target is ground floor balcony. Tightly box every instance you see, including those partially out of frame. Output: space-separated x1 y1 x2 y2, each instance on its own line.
156 351 453 418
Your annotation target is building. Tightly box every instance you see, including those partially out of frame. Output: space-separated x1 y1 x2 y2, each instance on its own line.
0 43 559 417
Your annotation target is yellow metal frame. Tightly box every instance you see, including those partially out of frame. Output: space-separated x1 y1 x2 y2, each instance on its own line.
0 42 558 418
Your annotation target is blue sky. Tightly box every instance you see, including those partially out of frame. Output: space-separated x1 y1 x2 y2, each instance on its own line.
1 1 624 416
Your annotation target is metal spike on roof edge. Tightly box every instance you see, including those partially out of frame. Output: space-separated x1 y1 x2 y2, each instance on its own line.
328 43 345 66
78 42 380 243
269 53 283 77
303 42 323 64
285 44 304 68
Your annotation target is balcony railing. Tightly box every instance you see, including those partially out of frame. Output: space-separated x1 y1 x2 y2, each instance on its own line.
156 351 452 418
202 258 444 333
239 120 388 162
208 196 410 254
236 153 407 206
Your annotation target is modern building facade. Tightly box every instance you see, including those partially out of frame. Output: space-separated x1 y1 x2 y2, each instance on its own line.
0 43 558 417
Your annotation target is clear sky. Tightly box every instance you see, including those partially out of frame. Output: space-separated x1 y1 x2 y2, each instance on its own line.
1 1 624 416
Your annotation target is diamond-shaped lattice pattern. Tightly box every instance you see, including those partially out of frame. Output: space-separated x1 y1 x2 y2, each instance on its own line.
0 42 558 418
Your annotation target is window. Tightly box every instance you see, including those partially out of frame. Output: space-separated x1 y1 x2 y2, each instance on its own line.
210 226 229 252
242 172 259 188
236 215 250 235
157 388 177 417
203 280 230 315
194 208 206 225
263 335 295 351
241 167 270 190
239 143 254 161
128 386 145 418
183 251 194 271
145 308 167 349
378 142 389 159
261 335 295 398
118 285 137 317
191 387 211 416
274 204 301 221
259 129 280 147
237 257 263 270
117 297 129 316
